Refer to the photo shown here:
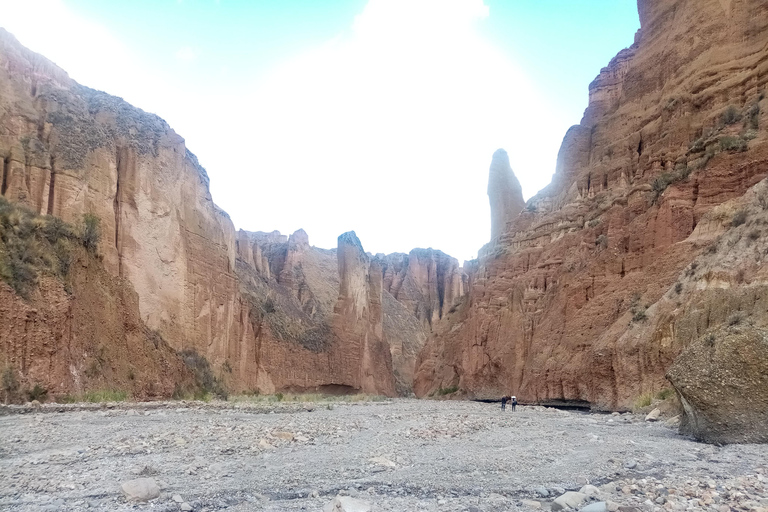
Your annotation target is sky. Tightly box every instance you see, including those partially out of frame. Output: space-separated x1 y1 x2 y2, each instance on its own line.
0 0 640 262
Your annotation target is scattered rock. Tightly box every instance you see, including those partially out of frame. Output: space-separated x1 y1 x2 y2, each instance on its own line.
120 478 160 502
323 495 372 512
644 409 661 422
580 503 608 512
172 494 184 503
273 431 294 441
579 485 600 496
552 491 587 511
663 415 680 428
624 459 637 469
522 500 542 509
369 456 396 468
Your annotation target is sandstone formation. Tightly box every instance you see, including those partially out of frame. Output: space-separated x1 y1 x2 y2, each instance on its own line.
667 326 768 444
415 0 768 408
0 27 449 397
488 148 525 241
0 244 197 401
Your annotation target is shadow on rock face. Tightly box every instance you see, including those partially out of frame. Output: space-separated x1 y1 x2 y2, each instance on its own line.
666 325 768 444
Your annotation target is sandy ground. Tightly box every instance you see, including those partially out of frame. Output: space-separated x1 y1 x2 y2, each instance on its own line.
0 399 766 511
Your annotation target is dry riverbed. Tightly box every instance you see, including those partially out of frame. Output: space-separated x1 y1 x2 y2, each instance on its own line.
0 399 766 512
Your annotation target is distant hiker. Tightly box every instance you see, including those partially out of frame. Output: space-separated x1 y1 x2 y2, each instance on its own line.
501 395 511 411
511 395 518 412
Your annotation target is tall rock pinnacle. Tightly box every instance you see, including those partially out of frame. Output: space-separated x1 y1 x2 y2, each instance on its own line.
487 149 525 241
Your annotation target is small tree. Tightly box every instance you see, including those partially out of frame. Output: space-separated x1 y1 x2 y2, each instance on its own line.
81 213 101 253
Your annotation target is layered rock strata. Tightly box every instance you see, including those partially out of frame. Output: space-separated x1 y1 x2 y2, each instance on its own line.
0 248 197 399
0 28 453 396
415 0 768 408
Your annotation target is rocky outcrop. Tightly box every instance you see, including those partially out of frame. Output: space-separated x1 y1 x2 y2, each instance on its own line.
331 232 396 396
0 27 439 397
380 249 464 328
414 0 768 408
0 28 240 388
488 149 525 241
0 248 197 400
667 326 768 444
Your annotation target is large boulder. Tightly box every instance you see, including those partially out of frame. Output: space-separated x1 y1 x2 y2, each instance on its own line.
666 326 768 444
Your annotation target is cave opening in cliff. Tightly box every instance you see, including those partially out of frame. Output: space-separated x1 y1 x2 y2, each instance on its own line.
637 139 644 156
1 156 8 196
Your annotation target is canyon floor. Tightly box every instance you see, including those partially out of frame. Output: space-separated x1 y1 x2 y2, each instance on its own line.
0 400 766 512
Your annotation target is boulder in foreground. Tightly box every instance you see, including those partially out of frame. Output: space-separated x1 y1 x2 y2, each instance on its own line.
667 326 768 444
120 478 160 502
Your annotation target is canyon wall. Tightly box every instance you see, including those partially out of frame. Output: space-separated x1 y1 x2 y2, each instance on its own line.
0 243 198 400
414 0 768 409
0 27 459 397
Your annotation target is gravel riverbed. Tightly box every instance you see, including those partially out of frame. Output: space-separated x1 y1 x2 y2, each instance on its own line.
0 399 766 512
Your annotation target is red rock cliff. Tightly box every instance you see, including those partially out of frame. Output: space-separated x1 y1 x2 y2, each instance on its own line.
414 0 768 408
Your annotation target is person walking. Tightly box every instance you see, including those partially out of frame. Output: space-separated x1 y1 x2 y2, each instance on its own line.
510 395 518 412
501 395 510 411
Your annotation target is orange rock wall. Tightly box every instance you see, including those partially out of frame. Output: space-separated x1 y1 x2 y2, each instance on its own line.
414 0 768 409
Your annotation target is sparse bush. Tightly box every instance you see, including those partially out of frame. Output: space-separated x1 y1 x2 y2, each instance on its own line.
26 383 48 402
81 213 101 253
587 218 601 228
0 198 79 298
656 388 674 400
748 229 761 242
437 385 459 396
731 210 748 227
674 282 683 294
719 136 748 153
262 297 276 314
595 234 608 249
275 392 284 401
2 366 19 404
727 311 744 326
721 105 742 125
632 307 648 322
179 349 228 400
747 103 760 130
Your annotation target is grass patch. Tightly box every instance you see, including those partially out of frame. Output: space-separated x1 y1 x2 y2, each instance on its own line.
229 392 389 404
656 388 674 401
634 392 653 410
59 389 129 403
437 385 459 396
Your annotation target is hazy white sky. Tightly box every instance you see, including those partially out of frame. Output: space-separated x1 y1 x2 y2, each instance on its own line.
0 0 639 262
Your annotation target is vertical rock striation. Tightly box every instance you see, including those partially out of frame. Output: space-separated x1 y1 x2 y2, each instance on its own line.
415 0 768 408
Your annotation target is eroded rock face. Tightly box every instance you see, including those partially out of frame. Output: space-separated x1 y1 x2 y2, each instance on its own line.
488 149 525 241
667 326 768 444
0 249 197 399
331 232 396 396
0 29 426 397
414 0 768 408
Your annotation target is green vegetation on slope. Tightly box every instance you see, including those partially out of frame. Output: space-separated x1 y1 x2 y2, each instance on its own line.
0 196 101 298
